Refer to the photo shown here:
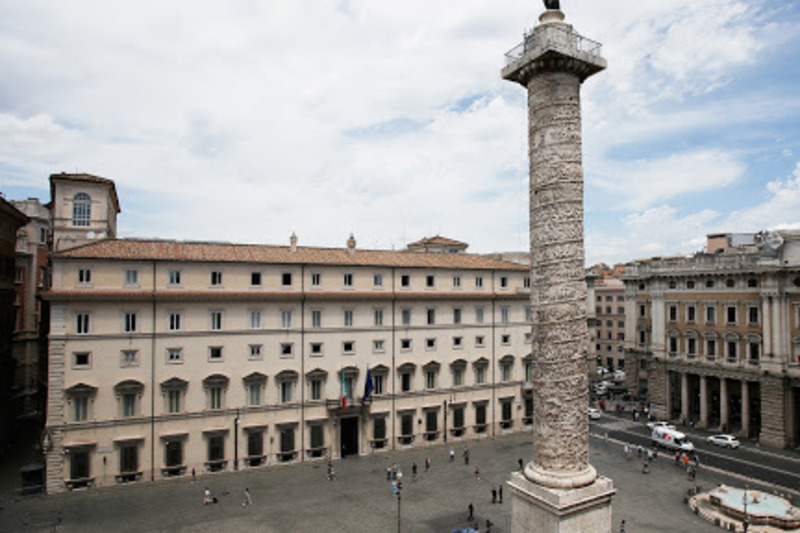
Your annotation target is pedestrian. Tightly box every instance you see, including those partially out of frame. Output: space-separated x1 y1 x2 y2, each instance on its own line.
386 466 392 481
518 458 524 471
191 467 196 483
620 519 626 532
642 460 649 474
203 487 213 505
468 502 474 521
499 485 503 504
675 451 681 466
475 465 480 478
412 462 418 477
486 518 493 532
464 446 470 465
425 457 431 472
637 444 643 457
327 461 336 481
242 487 252 506
683 454 690 468
450 449 455 462
492 487 497 503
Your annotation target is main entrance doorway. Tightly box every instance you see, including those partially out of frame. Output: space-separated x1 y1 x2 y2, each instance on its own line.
340 417 359 457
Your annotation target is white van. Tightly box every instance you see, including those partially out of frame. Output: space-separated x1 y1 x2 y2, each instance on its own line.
651 427 694 452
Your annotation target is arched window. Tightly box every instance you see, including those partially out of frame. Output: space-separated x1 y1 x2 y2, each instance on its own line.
73 193 91 227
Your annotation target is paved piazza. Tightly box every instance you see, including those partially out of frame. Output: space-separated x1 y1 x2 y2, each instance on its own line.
0 427 774 532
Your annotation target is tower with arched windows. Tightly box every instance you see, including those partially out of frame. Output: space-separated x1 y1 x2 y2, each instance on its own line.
49 173 120 252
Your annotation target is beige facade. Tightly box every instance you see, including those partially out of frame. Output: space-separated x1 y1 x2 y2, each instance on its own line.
592 278 625 372
623 232 800 449
42 177 534 493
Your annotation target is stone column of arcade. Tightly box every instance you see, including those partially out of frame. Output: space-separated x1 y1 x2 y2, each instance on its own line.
501 2 615 531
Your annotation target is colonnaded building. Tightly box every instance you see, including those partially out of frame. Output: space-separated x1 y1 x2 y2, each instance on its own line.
623 232 800 449
43 174 535 493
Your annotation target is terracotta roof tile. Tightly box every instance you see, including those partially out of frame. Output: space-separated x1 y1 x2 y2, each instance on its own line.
407 235 469 248
56 239 528 271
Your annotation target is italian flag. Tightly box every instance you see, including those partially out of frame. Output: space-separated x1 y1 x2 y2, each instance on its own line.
341 371 347 408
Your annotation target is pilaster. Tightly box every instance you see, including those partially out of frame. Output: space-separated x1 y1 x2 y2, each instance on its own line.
759 376 788 448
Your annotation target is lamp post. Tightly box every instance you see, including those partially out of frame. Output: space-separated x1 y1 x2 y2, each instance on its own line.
234 409 240 471
742 488 750 533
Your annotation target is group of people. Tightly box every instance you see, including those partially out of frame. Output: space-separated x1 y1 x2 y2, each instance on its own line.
202 486 252 506
675 451 700 479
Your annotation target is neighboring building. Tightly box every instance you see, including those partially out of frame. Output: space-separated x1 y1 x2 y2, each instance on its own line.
592 278 626 373
0 197 30 448
11 198 51 420
49 172 119 252
406 235 469 254
623 231 800 449
41 176 534 493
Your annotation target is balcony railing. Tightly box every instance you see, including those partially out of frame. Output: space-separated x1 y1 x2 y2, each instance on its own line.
504 24 603 66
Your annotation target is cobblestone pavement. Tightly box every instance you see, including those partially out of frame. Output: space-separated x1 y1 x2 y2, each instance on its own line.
0 426 785 533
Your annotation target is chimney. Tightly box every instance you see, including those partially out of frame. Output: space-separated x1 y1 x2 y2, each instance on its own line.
290 232 298 253
346 233 356 255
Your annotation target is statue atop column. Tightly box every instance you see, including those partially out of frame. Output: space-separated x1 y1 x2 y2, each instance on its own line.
543 0 560 10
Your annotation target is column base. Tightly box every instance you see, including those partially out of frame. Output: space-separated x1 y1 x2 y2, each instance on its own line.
508 471 615 533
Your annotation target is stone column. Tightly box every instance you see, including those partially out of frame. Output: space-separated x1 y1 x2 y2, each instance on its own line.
699 375 709 428
720 378 729 431
664 371 673 421
502 6 614 532
741 380 750 437
761 294 772 357
681 373 689 422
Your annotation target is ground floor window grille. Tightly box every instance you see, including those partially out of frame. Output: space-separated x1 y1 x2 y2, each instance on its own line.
247 432 264 467
475 404 487 433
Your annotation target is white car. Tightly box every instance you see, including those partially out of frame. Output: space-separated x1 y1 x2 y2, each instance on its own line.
647 421 676 431
707 434 740 449
589 408 601 420
612 370 626 383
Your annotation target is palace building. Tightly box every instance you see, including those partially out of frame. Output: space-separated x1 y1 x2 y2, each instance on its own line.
622 232 800 449
42 174 534 493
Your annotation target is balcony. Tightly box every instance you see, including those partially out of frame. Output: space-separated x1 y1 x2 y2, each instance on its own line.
504 24 603 67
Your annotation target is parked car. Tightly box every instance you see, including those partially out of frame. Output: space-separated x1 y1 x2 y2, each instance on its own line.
707 434 740 449
647 420 676 431
593 383 609 396
596 367 611 377
589 408 601 420
612 370 626 383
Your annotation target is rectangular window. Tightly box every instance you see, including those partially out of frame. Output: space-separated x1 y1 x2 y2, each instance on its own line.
525 332 532 344
121 350 138 367
501 334 511 345
122 393 136 417
475 276 483 288
669 337 678 354
453 406 464 429
209 346 223 361
748 306 759 325
211 271 223 286
251 272 262 286
639 304 646 318
311 310 322 328
73 352 91 368
453 368 463 386
311 273 321 287
426 275 435 288
373 273 383 287
169 312 182 331
476 367 486 384
686 305 696 323
280 382 292 403
250 310 262 329
125 269 139 286
426 308 435 325
453 336 463 349
373 417 386 440
168 270 181 285
502 365 511 382
342 341 355 354
209 387 223 410
401 309 411 326
500 276 508 288
687 338 697 356
76 313 90 335
706 306 716 324
475 335 485 347
373 339 385 353
343 309 353 327
726 305 737 324
500 306 509 324
280 343 293 357
374 308 384 326
210 311 222 331
475 307 484 324
374 375 384 395
281 310 292 329
167 348 182 364
426 338 436 350
78 268 91 284
310 379 322 401
282 272 292 286
247 432 263 460
668 305 677 322
310 342 323 356
401 275 410 287
728 341 738 361
343 273 353 287
707 339 717 358
401 373 411 392
524 277 531 288
248 384 261 406
749 341 760 362
124 312 137 333
401 338 411 350
453 308 462 324
74 397 88 421
249 344 262 359
453 275 461 288
167 390 181 413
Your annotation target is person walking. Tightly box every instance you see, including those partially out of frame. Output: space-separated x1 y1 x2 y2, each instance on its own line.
191 468 196 483
486 518 493 532
468 502 474 521
450 449 455 463
412 462 418 477
242 487 252 506
498 485 503 504
620 519 626 532
203 487 213 505
464 446 470 465
474 465 480 479
425 457 431 472
518 458 524 471
491 487 497 503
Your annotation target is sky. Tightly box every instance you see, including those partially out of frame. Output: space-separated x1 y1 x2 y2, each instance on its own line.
1 0 799 266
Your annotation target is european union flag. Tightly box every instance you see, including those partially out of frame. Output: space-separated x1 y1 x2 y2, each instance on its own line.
362 367 374 404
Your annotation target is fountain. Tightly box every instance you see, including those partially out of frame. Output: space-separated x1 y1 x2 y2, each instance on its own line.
689 485 800 531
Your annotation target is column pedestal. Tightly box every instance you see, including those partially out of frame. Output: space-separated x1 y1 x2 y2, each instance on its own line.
508 472 615 533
